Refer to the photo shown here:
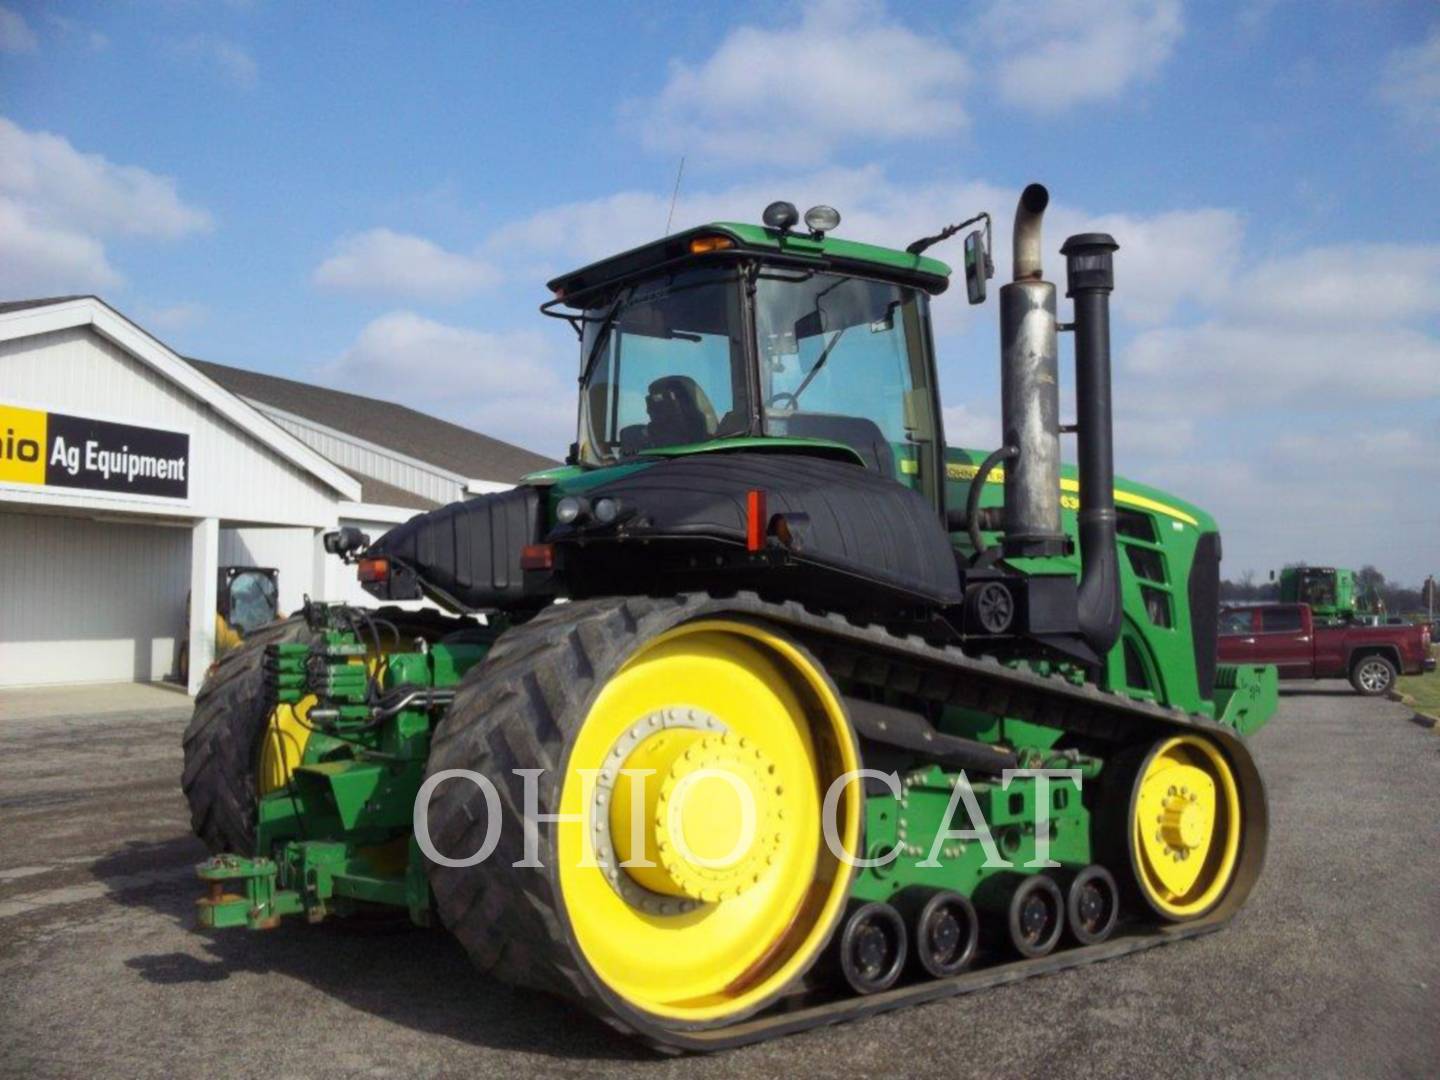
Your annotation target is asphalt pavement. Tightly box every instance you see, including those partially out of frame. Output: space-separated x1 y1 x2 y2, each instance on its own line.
1 681 1437 1078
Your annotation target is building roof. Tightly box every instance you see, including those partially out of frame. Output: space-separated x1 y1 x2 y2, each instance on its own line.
346 470 439 511
188 359 558 484
0 295 91 315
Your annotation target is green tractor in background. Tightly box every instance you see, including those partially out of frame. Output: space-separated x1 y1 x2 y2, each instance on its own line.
1277 565 1382 623
183 183 1276 1050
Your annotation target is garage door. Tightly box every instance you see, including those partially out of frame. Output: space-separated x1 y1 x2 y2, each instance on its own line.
0 512 190 687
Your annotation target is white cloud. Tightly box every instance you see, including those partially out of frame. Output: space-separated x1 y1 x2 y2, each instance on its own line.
1047 204 1243 324
0 198 120 294
321 312 574 454
314 229 501 300
629 0 970 164
1380 26 1440 131
1226 244 1440 326
943 402 1002 450
1122 234 1440 416
0 116 213 238
173 35 258 90
982 0 1184 113
1126 322 1440 414
0 4 37 53
0 116 211 295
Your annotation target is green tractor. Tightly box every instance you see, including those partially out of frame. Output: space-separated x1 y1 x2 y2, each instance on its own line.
183 184 1276 1050
1277 565 1381 623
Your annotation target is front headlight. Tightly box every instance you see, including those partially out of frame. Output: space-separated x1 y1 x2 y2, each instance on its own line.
555 495 586 525
593 497 622 525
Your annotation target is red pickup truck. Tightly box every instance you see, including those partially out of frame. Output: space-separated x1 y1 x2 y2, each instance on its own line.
1218 603 1434 696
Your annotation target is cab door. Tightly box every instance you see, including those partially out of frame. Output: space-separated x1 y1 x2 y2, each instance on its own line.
1252 605 1315 678
1217 607 1261 664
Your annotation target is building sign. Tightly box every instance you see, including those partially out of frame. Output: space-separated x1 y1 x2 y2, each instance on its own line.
1 403 190 499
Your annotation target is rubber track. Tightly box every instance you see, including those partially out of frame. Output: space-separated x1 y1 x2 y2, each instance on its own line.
423 592 1268 1052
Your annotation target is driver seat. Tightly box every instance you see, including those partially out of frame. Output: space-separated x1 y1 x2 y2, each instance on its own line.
644 375 718 448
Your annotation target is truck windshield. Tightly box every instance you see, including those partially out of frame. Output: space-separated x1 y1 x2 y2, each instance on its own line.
576 266 749 466
754 269 938 496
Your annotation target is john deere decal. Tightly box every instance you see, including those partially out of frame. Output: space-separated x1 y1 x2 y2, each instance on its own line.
1 403 189 499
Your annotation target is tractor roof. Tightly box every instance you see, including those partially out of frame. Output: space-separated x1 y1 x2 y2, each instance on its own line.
547 222 952 306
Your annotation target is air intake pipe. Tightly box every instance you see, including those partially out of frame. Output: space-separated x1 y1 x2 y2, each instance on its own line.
1062 233 1123 655
999 184 1067 558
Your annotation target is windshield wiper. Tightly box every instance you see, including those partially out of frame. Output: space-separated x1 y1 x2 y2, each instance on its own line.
789 327 848 402
578 285 636 387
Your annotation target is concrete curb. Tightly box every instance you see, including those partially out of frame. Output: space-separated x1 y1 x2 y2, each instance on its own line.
1387 688 1439 730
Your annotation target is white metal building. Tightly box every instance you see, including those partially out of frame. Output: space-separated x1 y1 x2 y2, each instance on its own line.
0 296 554 694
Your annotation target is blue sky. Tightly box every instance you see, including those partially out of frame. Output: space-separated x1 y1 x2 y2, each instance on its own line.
2 0 1438 583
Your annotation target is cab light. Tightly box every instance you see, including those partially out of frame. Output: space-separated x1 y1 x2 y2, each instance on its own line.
689 235 735 254
521 543 555 570
357 557 389 583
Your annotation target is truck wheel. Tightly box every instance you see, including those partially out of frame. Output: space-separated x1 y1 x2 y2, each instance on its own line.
181 616 320 854
1350 655 1397 696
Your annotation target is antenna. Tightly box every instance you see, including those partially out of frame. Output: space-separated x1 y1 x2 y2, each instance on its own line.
664 155 686 236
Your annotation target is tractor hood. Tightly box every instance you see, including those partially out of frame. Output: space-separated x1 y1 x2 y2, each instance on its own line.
359 446 963 613
548 452 964 606
359 486 547 611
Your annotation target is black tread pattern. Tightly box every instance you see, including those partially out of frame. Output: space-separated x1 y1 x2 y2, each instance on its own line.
422 591 1269 1050
181 616 320 854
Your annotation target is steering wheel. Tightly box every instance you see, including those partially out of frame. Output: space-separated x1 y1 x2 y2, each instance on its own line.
767 391 799 410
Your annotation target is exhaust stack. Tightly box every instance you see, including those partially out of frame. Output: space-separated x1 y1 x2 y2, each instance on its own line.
1062 232 1123 655
999 184 1066 558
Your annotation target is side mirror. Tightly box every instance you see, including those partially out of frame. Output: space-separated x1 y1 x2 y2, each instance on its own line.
324 526 371 559
964 230 991 305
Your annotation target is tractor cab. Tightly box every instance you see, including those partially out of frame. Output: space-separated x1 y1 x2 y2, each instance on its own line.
547 207 954 510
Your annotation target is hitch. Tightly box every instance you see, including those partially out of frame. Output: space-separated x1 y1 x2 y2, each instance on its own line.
196 854 299 930
195 840 433 932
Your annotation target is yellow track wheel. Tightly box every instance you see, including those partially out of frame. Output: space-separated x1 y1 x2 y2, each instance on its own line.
1130 734 1241 919
556 618 861 1025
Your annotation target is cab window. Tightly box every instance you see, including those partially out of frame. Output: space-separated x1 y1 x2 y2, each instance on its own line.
1218 609 1253 636
577 266 748 464
753 270 937 499
1260 607 1303 634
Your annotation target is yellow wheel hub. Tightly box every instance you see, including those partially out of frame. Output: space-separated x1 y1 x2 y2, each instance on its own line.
611 729 783 903
557 620 861 1024
1133 734 1241 919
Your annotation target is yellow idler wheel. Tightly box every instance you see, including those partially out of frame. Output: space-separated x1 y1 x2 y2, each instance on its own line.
555 618 861 1027
256 698 315 795
1130 734 1242 919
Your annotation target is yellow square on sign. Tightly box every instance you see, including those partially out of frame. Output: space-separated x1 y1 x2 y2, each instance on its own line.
0 404 48 486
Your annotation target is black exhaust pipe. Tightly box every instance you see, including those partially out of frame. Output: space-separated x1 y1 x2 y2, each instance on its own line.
1061 233 1122 656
